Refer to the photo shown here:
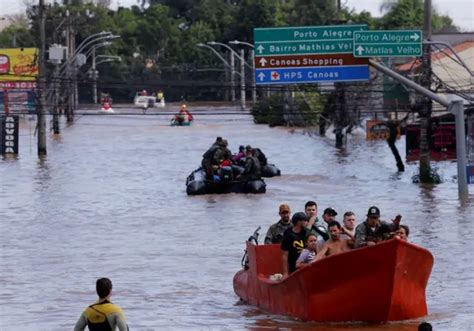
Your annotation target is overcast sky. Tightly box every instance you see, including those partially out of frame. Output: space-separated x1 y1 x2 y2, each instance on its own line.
1 0 473 31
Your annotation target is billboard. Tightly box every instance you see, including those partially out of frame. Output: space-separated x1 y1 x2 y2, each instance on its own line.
0 48 38 82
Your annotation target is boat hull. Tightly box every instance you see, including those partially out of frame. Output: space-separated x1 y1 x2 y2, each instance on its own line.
233 239 433 322
261 164 281 177
171 120 193 126
186 168 266 195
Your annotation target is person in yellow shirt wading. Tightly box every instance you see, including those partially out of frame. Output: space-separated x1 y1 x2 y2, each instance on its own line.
74 278 128 331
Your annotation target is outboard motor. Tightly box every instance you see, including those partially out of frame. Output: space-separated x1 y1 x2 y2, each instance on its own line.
219 166 233 182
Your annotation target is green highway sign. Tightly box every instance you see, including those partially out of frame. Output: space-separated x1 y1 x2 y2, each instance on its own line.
254 25 367 56
254 25 367 42
353 30 422 57
253 24 370 84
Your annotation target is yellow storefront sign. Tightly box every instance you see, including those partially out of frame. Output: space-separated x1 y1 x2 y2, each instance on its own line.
366 120 400 140
0 48 38 82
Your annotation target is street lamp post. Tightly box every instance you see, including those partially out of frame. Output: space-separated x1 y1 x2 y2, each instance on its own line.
196 43 239 102
208 41 251 108
229 40 256 104
207 42 237 102
91 54 121 104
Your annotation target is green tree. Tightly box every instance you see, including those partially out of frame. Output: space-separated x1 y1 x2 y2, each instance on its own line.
286 0 337 26
0 25 36 48
380 0 458 32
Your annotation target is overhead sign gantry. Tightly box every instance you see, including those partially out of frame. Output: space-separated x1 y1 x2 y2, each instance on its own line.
254 25 369 85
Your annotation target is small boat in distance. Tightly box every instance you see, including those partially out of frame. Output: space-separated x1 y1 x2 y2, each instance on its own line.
171 104 193 126
99 97 114 114
234 237 433 322
133 90 165 110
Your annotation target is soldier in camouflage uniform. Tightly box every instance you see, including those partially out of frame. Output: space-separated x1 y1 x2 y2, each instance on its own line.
264 204 292 244
354 206 401 248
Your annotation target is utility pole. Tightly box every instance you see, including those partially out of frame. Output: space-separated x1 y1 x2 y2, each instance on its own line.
37 0 47 155
418 0 433 182
240 48 246 109
250 49 256 104
334 0 345 148
52 63 60 134
230 51 235 102
92 48 98 104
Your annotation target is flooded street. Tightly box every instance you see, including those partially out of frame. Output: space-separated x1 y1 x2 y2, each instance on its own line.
1 105 473 331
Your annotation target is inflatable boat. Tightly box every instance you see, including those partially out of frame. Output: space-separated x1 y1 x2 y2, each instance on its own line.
171 118 193 126
186 167 266 195
234 237 433 322
261 164 281 177
98 102 114 113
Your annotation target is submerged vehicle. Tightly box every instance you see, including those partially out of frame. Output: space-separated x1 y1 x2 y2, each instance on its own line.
234 235 433 322
186 167 266 195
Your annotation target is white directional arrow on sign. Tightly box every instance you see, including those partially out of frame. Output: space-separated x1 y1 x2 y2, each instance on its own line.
259 58 267 67
256 44 264 54
410 33 420 41
356 46 365 56
257 72 266 81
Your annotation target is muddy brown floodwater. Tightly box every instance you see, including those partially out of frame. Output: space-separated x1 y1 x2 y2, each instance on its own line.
0 105 472 330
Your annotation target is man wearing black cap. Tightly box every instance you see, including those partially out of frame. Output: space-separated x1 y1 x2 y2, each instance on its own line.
281 212 309 278
201 137 231 179
354 206 401 248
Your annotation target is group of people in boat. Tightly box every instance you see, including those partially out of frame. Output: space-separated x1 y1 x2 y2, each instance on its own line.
264 201 409 278
201 136 267 182
172 104 193 125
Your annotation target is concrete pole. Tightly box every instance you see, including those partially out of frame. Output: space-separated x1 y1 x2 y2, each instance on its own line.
37 0 47 155
240 48 246 110
450 100 469 198
251 49 256 104
52 64 60 134
230 51 235 102
92 48 97 104
419 0 433 182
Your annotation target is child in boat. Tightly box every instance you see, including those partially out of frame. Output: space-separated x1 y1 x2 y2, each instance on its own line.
393 224 409 241
296 233 318 269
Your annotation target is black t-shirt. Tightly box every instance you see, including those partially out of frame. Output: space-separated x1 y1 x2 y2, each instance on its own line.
281 227 307 273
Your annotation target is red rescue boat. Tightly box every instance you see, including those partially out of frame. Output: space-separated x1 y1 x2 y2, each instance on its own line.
233 238 433 322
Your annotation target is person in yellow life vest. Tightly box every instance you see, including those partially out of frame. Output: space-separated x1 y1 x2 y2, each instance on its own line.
74 278 128 331
157 90 164 101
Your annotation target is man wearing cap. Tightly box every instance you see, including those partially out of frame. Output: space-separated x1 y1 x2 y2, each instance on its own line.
354 206 401 248
264 204 292 244
239 147 261 181
281 212 309 278
201 138 231 179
